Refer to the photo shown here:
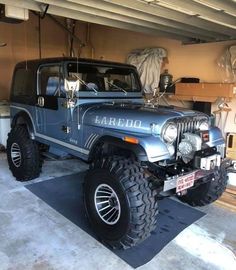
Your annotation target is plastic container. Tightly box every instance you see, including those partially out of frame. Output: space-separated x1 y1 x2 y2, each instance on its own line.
228 172 236 186
0 101 10 148
159 69 173 92
226 133 236 160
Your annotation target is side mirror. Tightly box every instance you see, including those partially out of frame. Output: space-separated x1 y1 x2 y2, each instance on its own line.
64 77 80 99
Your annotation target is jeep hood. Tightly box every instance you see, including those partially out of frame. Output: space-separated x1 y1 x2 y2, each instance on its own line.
81 102 205 135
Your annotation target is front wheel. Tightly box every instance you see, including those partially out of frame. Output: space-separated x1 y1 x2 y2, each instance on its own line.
178 166 228 206
84 156 159 249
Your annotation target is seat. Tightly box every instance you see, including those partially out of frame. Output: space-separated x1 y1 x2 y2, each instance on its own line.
113 79 129 89
46 76 66 97
86 73 105 91
46 77 60 96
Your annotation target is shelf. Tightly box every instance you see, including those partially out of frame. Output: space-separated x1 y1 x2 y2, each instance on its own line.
169 83 236 102
168 95 219 103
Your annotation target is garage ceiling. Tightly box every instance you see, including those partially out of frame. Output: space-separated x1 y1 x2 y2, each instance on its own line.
1 0 236 44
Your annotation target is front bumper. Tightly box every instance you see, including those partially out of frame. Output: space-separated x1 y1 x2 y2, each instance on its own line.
163 147 221 193
163 169 213 192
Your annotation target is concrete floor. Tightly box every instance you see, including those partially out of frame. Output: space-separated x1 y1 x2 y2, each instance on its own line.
0 152 235 270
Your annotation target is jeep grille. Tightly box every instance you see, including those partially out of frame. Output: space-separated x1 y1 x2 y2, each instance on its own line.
175 116 208 142
177 119 199 135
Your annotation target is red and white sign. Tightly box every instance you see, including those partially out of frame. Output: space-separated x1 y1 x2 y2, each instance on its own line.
176 172 196 193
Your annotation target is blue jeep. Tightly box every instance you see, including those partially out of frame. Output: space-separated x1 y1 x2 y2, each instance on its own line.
7 57 227 249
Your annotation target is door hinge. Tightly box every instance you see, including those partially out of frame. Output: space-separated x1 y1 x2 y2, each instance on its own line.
62 99 76 109
62 125 71 134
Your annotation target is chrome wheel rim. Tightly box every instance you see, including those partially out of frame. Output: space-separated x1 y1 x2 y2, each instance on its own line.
11 143 22 168
94 183 121 225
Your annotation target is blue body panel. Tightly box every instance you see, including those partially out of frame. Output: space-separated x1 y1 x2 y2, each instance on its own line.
207 127 225 146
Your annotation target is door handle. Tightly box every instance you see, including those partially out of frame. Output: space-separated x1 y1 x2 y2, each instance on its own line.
37 96 45 107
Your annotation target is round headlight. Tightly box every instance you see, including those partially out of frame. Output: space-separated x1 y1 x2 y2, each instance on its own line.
199 121 209 131
163 123 178 143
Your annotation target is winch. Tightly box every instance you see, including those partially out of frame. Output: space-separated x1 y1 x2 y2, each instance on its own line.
178 133 202 163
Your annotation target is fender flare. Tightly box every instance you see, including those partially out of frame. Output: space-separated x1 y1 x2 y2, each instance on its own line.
88 135 148 162
11 111 35 139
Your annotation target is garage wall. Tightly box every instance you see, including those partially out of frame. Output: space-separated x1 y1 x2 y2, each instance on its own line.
0 15 87 100
1 15 235 101
89 24 235 83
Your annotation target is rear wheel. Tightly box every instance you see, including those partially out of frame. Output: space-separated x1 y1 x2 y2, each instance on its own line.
7 125 42 181
84 156 159 249
178 166 228 206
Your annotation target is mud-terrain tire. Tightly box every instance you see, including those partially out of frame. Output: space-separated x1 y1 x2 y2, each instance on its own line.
178 166 228 206
7 125 41 181
84 156 159 249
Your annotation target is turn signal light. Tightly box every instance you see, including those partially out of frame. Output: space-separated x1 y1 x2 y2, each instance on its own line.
124 136 139 144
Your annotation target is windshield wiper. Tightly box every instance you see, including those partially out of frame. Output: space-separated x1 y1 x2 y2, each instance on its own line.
73 74 98 94
107 81 127 95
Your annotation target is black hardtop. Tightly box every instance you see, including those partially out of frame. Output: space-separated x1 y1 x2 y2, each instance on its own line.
15 57 136 72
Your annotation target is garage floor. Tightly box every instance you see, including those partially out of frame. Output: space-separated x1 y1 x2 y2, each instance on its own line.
0 152 235 270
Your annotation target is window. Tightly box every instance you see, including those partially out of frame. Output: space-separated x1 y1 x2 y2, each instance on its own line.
12 68 34 97
11 68 35 104
38 65 64 96
66 63 140 93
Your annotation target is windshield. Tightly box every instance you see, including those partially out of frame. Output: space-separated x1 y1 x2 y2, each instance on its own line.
66 62 140 93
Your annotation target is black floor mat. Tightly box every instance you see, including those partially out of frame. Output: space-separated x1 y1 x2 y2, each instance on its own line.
26 172 205 268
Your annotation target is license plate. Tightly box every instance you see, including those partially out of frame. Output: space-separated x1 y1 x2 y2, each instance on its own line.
176 172 196 193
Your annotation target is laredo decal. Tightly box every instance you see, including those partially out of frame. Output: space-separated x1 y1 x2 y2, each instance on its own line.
95 116 142 128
